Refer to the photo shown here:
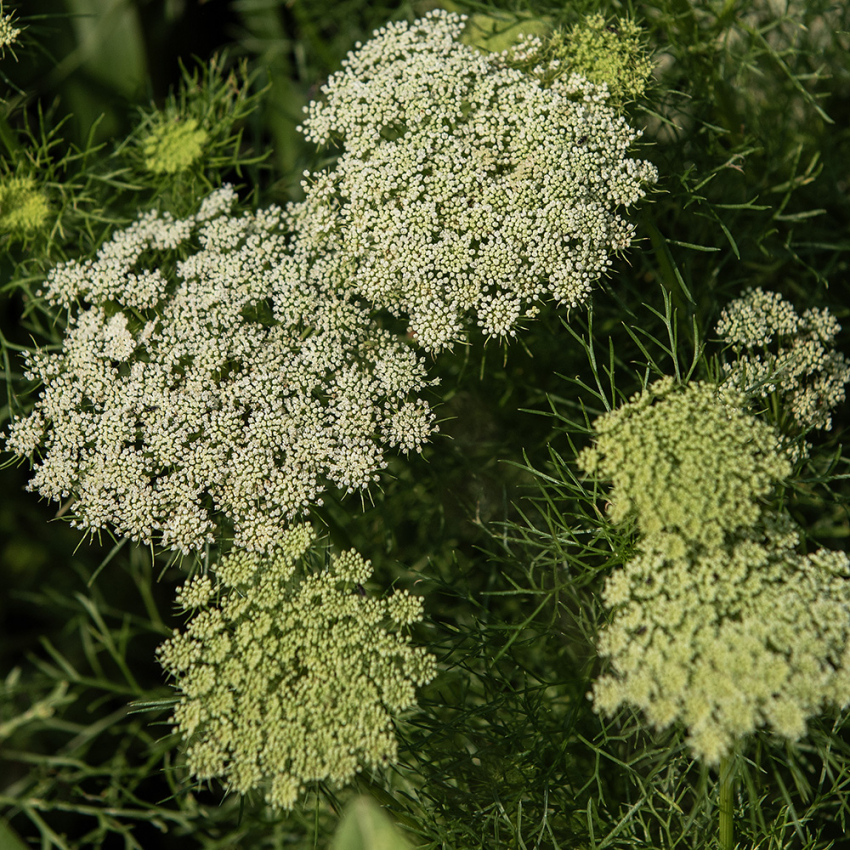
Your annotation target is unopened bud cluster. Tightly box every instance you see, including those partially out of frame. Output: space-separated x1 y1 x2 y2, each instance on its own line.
580 378 850 763
157 525 435 809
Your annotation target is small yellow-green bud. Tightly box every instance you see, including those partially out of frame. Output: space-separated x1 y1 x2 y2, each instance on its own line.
142 117 208 174
0 176 50 236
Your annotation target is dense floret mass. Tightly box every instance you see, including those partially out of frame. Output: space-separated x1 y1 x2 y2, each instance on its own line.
5 187 437 553
0 176 50 235
577 378 792 548
716 287 850 431
528 13 653 102
592 518 850 764
294 10 657 351
142 117 209 174
156 525 436 810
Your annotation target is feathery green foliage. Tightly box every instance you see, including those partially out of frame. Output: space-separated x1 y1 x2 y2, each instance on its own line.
1 1 849 848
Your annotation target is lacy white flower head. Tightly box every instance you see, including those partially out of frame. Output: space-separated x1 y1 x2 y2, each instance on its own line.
577 378 793 550
716 287 850 431
293 10 657 352
592 517 850 765
5 186 437 554
156 524 436 810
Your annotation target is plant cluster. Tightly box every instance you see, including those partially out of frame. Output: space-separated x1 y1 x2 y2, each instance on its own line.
580 376 850 764
1 2 849 849
5 187 436 553
295 10 657 351
717 287 850 431
158 524 435 809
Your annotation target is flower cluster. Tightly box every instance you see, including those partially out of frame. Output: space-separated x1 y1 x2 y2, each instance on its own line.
294 10 657 351
577 378 792 549
580 378 850 762
5 187 437 553
0 175 50 237
520 14 653 103
141 117 209 174
716 287 850 431
592 517 850 764
0 5 20 55
156 525 436 810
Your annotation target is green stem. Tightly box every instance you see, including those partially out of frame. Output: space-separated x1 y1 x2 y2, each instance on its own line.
718 753 735 850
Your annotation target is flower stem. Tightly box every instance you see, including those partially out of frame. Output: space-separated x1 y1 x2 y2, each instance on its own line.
718 753 735 850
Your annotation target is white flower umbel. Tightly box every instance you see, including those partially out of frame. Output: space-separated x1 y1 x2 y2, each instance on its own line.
0 5 20 55
593 518 850 765
293 10 657 352
716 287 850 431
157 525 436 810
5 187 437 554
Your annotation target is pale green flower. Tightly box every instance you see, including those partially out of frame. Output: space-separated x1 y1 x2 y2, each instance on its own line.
577 378 792 549
0 176 50 236
592 517 850 764
557 14 653 102
157 525 436 810
142 117 209 174
716 288 850 431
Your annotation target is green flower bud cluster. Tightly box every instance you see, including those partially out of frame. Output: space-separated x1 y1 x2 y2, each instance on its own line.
295 10 656 352
0 175 50 237
592 517 850 764
5 187 437 554
577 378 792 549
506 14 652 103
557 14 653 102
716 287 850 431
141 117 209 175
156 525 436 810
579 378 850 763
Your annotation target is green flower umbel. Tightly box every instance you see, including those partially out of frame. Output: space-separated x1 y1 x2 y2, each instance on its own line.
593 518 850 764
157 525 436 809
577 378 792 549
142 117 208 174
581 377 850 764
0 176 50 236
556 14 653 102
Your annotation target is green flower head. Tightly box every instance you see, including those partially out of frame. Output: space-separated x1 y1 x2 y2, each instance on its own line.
157 525 436 809
142 117 208 174
0 176 50 237
577 378 792 549
593 518 850 764
545 14 653 102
